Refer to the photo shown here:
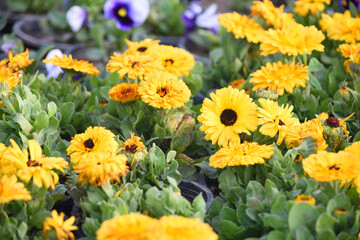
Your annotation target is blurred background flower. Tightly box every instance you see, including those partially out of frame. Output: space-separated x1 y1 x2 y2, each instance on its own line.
66 5 88 32
104 0 150 31
45 49 64 79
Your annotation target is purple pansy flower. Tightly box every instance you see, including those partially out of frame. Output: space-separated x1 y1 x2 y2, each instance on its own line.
66 6 88 32
104 0 150 31
181 3 220 36
45 49 64 79
1 41 16 53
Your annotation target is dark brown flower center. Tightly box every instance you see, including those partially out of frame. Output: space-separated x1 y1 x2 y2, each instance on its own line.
164 59 174 67
137 47 147 52
84 139 95 149
126 144 138 153
278 119 285 126
220 109 237 126
27 160 42 167
325 117 340 128
329 164 340 170
157 87 168 97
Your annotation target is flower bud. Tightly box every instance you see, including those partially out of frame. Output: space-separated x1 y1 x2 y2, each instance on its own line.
255 88 278 101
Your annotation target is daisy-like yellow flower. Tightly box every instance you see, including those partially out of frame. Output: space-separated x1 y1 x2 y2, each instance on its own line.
197 86 258 147
97 212 163 240
0 49 34 71
338 42 360 58
0 66 21 95
74 151 128 186
251 0 295 29
209 141 273 168
138 72 191 110
294 0 331 16
121 132 146 153
106 52 162 80
0 175 31 204
302 151 360 182
67 126 119 165
43 210 78 240
344 48 360 72
294 194 316 205
125 38 160 55
149 45 195 77
344 141 360 155
257 98 299 145
319 11 360 43
1 139 68 189
159 215 218 240
109 83 140 103
250 61 309 96
218 12 265 43
42 54 100 76
260 22 325 56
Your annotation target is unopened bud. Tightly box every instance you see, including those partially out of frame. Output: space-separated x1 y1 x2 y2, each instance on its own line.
255 88 278 101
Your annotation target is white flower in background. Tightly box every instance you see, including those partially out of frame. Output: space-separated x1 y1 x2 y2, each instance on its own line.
66 6 88 32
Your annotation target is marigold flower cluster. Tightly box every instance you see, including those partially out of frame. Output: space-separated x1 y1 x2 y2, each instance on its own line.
67 126 129 186
106 39 193 109
96 213 218 240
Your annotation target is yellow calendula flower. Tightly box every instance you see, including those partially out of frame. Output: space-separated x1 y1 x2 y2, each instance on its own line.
67 126 119 165
106 52 162 80
1 139 68 189
209 141 273 168
294 0 331 16
302 151 360 182
121 132 146 154
319 11 360 43
337 42 360 58
149 45 195 77
97 212 163 240
0 49 34 71
250 61 309 96
294 194 316 205
74 151 128 186
0 175 31 204
138 72 191 110
260 22 325 56
344 141 360 155
251 0 295 28
197 86 258 147
43 210 78 240
218 12 265 43
0 66 21 95
344 48 360 72
159 215 218 240
257 98 299 145
109 83 140 103
125 38 160 55
43 54 100 76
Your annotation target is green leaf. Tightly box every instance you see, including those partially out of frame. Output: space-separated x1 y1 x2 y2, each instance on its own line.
33 110 49 131
246 181 265 201
308 58 325 72
309 73 322 90
264 214 286 230
60 102 75 125
295 226 315 240
154 124 166 139
166 150 177 163
219 220 244 239
218 169 244 203
47 102 57 117
288 202 318 231
268 230 286 240
16 222 27 240
220 206 238 223
28 210 51 229
149 144 166 172
315 213 338 234
317 230 336 240
13 114 33 135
